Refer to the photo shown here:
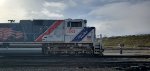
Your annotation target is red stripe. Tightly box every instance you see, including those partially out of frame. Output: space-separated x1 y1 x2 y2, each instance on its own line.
35 20 64 42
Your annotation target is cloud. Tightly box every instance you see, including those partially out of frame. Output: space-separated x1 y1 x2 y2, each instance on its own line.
41 8 64 18
43 1 67 11
0 0 28 22
0 0 66 22
0 0 79 21
88 1 150 36
0 0 149 36
41 1 67 18
80 0 93 4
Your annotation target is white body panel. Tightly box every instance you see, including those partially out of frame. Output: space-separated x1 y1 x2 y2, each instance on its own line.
42 19 95 43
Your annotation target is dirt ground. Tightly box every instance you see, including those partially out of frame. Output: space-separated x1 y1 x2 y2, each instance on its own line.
103 49 150 55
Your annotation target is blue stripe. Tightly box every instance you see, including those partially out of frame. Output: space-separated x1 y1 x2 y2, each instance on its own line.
72 27 94 42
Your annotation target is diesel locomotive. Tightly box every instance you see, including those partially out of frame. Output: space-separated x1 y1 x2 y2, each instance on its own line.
0 19 103 55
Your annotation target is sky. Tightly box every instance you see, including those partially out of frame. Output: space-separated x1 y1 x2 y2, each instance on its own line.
0 0 150 37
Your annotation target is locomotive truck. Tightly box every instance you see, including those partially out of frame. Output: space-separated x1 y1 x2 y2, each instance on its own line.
0 19 103 55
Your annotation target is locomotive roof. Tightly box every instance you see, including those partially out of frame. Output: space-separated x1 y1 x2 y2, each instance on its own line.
0 19 86 25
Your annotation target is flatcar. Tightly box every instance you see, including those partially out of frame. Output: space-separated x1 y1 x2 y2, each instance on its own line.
0 19 103 55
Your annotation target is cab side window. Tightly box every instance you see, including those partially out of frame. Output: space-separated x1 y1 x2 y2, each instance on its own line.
71 22 82 27
67 21 82 27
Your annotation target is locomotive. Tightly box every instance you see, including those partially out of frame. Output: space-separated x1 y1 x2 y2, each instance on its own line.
0 19 103 55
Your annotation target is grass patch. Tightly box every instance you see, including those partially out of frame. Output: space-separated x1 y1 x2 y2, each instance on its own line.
102 34 150 48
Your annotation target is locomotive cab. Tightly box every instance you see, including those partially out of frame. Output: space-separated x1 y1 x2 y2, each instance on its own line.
64 19 88 42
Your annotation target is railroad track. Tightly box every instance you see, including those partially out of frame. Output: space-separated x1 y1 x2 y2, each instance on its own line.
0 60 150 71
0 54 150 65
0 61 150 67
0 54 150 71
0 54 150 58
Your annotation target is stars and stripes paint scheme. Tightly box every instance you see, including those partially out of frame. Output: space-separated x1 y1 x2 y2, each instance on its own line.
0 19 95 43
